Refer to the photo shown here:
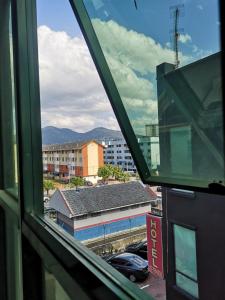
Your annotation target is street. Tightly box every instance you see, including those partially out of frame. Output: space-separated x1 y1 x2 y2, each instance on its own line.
137 274 166 300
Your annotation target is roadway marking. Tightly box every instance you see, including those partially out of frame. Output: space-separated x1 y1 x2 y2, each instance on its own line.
140 284 150 290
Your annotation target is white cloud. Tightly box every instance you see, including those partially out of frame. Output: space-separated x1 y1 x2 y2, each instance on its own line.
38 20 200 136
179 33 192 44
38 25 119 132
92 19 191 134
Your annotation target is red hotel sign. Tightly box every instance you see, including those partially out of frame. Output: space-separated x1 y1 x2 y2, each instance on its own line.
146 213 164 278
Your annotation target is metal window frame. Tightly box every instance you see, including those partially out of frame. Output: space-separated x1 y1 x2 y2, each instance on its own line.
69 0 225 195
171 222 199 299
0 0 155 299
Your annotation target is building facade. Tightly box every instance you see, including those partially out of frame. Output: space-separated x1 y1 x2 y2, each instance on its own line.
48 181 158 241
103 138 137 172
42 140 104 181
103 128 159 173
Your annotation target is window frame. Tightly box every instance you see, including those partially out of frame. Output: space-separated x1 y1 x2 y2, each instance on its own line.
171 222 199 299
69 0 225 195
6 0 155 299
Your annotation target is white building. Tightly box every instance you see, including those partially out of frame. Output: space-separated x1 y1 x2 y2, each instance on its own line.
103 138 137 172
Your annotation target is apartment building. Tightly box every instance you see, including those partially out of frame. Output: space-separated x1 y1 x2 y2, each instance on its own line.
42 140 104 182
103 132 159 173
103 138 137 172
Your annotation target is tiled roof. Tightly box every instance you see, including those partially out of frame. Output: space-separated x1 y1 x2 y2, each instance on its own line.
42 140 103 151
49 181 154 217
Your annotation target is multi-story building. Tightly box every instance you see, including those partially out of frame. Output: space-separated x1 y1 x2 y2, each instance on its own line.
103 138 137 172
42 140 104 182
103 129 159 173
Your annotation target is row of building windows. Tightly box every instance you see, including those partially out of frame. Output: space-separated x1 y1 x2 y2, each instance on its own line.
43 149 82 155
107 144 127 148
104 150 130 154
43 157 82 162
104 156 133 160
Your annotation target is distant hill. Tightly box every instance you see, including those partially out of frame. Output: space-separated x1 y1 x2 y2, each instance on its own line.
42 126 123 145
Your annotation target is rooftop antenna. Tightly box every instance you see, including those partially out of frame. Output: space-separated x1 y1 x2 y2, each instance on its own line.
133 0 138 9
170 4 184 69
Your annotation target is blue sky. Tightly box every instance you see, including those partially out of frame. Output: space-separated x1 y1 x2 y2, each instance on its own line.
37 0 221 133
37 0 220 55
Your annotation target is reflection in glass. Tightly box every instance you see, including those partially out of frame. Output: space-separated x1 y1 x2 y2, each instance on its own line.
174 224 198 298
83 0 223 188
45 270 71 300
1 4 18 195
176 272 198 298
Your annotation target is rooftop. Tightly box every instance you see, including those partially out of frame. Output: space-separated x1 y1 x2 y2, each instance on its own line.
49 181 155 217
42 140 104 151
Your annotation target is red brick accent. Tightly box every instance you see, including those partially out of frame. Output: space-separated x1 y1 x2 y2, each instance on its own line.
59 165 68 173
98 145 104 167
82 146 88 176
47 164 54 172
75 166 83 176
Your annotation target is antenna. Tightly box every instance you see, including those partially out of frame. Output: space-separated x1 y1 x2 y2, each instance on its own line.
174 7 180 68
170 4 184 69
133 0 138 9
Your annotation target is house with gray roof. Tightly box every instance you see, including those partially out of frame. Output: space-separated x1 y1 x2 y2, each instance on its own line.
49 181 157 241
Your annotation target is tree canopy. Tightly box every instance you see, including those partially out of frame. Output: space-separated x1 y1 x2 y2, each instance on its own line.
43 180 55 195
98 165 130 183
69 177 85 190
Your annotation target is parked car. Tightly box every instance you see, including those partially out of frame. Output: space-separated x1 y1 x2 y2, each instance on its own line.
103 252 149 282
43 196 49 202
125 240 148 260
157 186 162 192
84 180 93 186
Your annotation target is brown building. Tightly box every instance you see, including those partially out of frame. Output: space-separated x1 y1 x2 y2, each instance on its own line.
42 140 104 182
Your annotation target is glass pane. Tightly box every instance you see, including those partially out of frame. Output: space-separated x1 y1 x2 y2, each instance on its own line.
36 2 166 298
174 224 197 280
0 2 18 195
82 0 223 189
176 272 199 298
45 270 71 300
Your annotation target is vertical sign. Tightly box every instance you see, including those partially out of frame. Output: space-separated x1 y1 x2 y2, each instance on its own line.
146 213 164 278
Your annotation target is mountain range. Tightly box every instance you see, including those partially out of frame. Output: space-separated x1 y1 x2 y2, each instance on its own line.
42 126 123 145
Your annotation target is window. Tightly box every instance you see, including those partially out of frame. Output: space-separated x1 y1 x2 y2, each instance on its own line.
82 0 223 192
173 224 199 298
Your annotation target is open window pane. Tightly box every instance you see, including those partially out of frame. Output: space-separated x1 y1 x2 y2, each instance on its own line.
81 0 223 190
36 1 162 298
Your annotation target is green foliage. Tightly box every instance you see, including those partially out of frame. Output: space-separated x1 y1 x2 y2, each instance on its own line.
98 165 130 183
43 180 55 195
69 177 85 190
97 165 113 182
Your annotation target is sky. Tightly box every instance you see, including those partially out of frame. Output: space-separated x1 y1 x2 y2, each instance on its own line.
37 0 220 133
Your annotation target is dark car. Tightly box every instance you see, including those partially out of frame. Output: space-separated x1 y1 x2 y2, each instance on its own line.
104 252 149 282
125 240 148 260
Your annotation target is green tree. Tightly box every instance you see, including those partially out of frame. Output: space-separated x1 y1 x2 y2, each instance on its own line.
97 165 113 182
112 166 130 182
112 165 123 180
43 180 55 196
118 172 130 183
70 177 85 190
